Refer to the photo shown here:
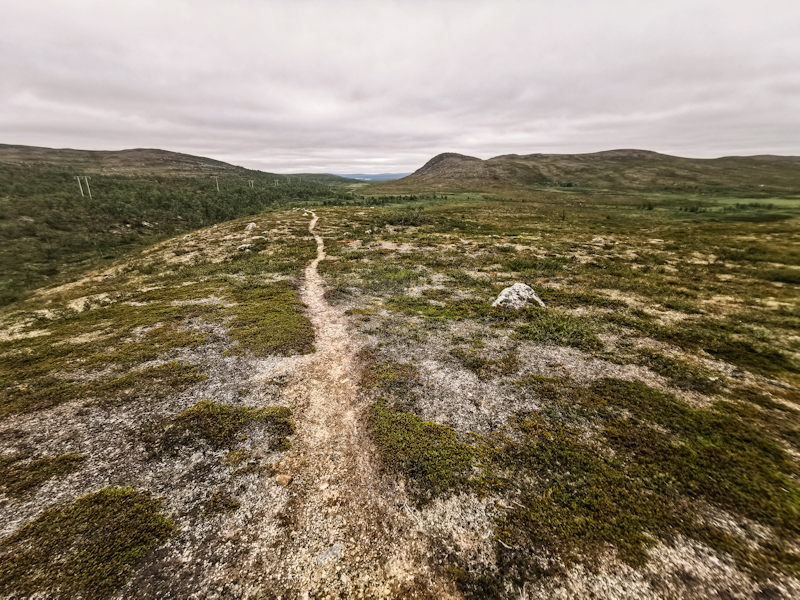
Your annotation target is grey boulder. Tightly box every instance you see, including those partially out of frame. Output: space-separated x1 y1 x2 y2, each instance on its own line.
492 283 545 309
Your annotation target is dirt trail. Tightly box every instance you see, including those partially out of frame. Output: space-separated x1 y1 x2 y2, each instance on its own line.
266 211 456 599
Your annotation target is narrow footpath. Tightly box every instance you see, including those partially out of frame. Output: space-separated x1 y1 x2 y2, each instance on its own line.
266 211 456 599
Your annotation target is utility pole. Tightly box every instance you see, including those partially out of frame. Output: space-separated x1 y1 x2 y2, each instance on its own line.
83 176 92 200
212 176 219 193
75 176 84 197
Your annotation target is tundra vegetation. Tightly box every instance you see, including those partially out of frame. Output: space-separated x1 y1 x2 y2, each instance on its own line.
0 151 798 598
320 192 800 596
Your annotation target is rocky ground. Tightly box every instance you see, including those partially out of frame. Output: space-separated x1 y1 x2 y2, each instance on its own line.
1 196 799 599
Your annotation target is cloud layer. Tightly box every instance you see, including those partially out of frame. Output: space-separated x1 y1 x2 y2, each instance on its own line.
1 0 798 172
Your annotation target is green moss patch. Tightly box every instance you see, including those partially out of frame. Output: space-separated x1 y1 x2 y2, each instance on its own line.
496 375 800 575
359 349 419 394
1 361 206 417
89 361 207 399
537 286 627 310
606 312 798 378
450 348 520 380
386 296 602 351
386 295 489 321
635 347 721 393
203 489 241 517
482 412 663 565
143 399 294 454
514 310 601 351
372 372 800 578
0 453 85 497
0 487 175 598
590 379 799 533
371 401 474 496
1 300 210 384
1 269 313 418
421 288 453 301
504 256 571 277
223 280 314 357
0 283 214 417
360 264 429 293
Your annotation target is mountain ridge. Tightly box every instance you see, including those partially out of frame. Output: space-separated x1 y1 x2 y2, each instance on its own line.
369 149 800 194
0 144 244 176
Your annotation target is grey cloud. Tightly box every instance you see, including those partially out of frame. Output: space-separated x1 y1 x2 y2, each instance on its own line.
1 0 798 172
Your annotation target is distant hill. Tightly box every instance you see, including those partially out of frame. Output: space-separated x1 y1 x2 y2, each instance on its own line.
0 144 246 177
0 144 353 305
334 173 411 182
367 150 800 195
0 144 348 185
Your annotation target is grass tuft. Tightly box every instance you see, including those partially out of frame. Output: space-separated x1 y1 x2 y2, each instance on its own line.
0 487 175 598
0 453 85 497
514 310 601 351
203 489 241 517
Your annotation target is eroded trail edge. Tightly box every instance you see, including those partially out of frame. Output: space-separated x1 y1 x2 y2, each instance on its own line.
267 211 455 599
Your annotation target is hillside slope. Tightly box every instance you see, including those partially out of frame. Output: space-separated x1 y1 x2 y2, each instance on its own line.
0 144 241 176
369 149 800 194
0 145 355 305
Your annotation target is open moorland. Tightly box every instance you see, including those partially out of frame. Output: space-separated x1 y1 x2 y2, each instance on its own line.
0 148 799 599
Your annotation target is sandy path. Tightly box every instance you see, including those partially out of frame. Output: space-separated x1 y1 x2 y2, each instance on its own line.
266 211 456 599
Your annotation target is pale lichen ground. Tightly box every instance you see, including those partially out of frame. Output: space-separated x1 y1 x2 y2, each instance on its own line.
1 196 799 599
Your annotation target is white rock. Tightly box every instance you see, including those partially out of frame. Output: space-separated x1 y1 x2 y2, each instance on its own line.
237 243 252 251
491 283 545 309
275 474 293 486
245 222 257 230
592 237 604 243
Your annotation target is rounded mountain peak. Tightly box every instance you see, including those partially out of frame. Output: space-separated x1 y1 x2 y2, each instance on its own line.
422 152 481 166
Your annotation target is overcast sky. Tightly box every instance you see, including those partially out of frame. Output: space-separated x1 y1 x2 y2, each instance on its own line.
1 1 798 173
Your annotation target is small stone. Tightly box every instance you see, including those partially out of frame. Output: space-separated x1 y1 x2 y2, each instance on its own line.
314 544 344 566
245 222 257 230
275 474 293 486
491 283 545 309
